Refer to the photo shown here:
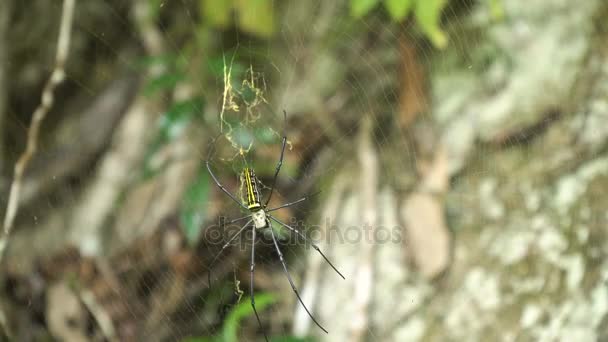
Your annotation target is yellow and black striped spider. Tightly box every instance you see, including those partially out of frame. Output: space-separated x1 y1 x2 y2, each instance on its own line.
206 111 344 341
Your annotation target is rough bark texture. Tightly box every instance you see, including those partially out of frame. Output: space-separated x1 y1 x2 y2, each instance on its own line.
289 0 608 341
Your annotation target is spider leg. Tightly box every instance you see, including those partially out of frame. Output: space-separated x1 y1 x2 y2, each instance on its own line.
269 215 345 280
266 197 306 213
206 135 248 210
250 225 269 342
268 226 329 334
224 214 253 225
266 190 322 213
207 219 253 287
263 110 287 207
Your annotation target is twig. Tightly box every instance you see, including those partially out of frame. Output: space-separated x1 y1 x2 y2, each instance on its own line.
1 0 76 253
0 0 75 337
0 0 10 273
0 0 11 175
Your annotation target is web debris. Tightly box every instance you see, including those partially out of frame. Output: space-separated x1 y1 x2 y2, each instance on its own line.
219 53 272 159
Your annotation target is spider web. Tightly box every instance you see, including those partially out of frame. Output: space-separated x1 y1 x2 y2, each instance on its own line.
6 0 583 341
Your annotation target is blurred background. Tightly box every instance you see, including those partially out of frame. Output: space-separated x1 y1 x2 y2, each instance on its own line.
1 0 607 341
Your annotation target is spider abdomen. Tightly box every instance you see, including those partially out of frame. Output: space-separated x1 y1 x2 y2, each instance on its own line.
244 167 268 228
243 167 262 210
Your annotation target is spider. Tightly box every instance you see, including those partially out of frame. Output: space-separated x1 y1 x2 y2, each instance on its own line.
206 111 344 341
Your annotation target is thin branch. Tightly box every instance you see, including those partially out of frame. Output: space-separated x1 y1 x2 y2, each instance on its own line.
1 0 76 246
0 0 11 175
0 0 76 337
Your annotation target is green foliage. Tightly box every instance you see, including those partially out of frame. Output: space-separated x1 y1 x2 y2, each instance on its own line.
136 54 180 69
139 53 189 97
351 0 380 19
181 167 211 245
182 337 215 342
271 337 316 342
351 0 449 48
486 0 504 20
253 126 277 144
200 0 275 38
181 293 278 342
413 0 448 48
236 0 275 38
149 96 208 246
143 96 204 178
160 98 205 139
137 55 209 247
207 56 246 80
201 0 233 27
144 72 186 96
146 0 164 20
223 294 275 342
384 0 414 21
139 50 204 177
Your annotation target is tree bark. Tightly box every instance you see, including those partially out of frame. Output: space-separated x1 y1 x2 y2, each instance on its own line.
289 0 608 341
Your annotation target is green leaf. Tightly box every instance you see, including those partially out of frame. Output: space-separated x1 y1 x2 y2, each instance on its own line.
384 0 413 21
270 337 315 342
486 0 504 20
181 337 216 342
350 0 380 18
143 97 204 179
223 293 276 342
148 0 164 20
160 97 204 139
253 126 277 144
200 0 233 27
180 168 211 245
134 54 178 70
207 55 246 80
207 56 227 78
414 0 448 48
144 72 185 96
235 0 275 38
164 97 204 123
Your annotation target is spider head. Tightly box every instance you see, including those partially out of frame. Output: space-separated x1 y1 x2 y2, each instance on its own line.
251 209 269 229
